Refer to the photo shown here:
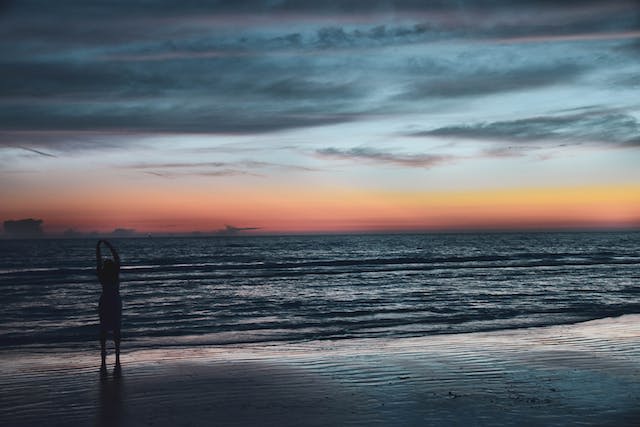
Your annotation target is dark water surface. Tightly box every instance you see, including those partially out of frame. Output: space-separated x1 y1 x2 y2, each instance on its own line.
1 232 639 350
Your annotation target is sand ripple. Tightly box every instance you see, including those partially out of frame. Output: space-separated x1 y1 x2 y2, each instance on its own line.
1 315 639 426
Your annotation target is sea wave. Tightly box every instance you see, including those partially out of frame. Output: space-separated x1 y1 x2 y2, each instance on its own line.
1 232 639 350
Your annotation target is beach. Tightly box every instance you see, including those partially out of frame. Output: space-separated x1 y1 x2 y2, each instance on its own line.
2 314 639 426
3 0 640 425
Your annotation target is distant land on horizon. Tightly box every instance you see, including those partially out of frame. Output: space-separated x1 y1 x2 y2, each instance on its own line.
1 219 262 239
2 217 639 240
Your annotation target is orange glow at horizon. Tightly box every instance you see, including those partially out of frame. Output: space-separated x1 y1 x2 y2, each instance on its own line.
3 184 639 233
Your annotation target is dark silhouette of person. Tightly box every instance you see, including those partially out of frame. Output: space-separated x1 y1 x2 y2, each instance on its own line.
97 240 122 377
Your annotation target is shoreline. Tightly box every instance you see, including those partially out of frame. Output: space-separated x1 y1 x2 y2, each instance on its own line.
5 312 639 355
2 314 639 426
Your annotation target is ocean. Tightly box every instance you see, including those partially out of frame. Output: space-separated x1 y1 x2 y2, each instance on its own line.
1 232 639 351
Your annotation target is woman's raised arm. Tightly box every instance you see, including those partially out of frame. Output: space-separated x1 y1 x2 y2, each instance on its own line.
101 240 121 269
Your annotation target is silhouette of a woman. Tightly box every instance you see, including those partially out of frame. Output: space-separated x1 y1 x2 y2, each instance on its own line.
97 240 122 376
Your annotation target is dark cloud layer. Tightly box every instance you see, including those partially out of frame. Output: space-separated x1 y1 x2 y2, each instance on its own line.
0 104 355 134
0 0 638 147
414 111 640 146
399 63 584 99
3 1 637 16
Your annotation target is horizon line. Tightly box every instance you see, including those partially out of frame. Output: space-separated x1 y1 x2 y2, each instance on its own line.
2 226 639 240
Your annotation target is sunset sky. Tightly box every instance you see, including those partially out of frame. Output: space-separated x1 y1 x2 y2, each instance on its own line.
1 1 639 234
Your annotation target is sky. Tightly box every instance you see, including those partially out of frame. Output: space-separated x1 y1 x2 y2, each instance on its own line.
1 0 639 234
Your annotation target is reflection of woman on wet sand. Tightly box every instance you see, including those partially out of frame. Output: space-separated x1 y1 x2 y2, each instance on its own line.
97 240 122 377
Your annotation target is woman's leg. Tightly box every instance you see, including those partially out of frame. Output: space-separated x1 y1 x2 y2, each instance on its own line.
100 328 107 372
113 328 121 377
114 329 121 367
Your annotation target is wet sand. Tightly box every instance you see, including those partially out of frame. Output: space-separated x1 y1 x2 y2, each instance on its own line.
1 315 639 426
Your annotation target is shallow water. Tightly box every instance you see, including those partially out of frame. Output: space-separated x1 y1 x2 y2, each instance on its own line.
1 231 639 350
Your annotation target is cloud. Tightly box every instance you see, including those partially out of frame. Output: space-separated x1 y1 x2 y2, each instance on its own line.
0 0 637 148
0 60 168 97
197 169 262 178
125 160 318 178
398 63 584 99
615 71 640 88
411 111 640 147
315 146 451 168
144 168 261 179
0 106 357 136
0 130 150 153
239 160 319 172
130 162 228 169
127 160 317 171
143 171 170 178
3 2 636 56
111 228 136 237
17 146 57 157
3 218 44 238
214 224 260 235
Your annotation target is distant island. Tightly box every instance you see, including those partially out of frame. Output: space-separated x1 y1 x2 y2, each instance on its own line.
3 218 44 238
1 218 261 239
